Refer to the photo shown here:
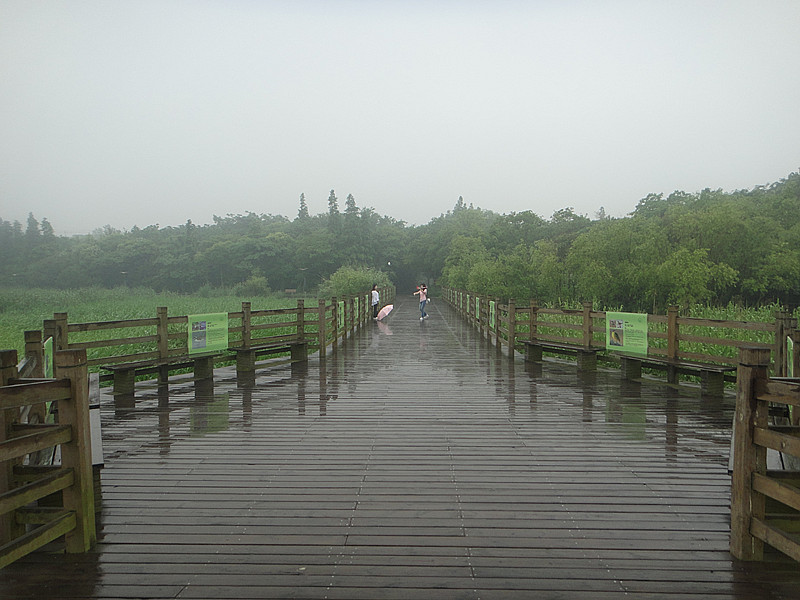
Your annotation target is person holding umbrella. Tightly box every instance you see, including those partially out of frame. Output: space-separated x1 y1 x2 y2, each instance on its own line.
413 283 428 321
371 284 380 320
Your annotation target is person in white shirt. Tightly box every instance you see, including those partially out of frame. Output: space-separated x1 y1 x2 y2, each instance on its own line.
371 284 380 320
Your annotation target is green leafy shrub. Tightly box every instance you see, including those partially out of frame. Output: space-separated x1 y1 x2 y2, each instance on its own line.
232 276 271 298
319 266 392 298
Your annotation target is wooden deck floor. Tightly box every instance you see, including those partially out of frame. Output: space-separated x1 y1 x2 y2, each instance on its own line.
2 297 799 599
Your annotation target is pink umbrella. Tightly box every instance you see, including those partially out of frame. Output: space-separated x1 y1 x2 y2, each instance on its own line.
376 304 394 321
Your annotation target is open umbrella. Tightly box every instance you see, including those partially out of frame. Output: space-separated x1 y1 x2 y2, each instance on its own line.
376 304 394 321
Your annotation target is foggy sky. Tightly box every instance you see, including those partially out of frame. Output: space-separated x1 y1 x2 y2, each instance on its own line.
1 0 799 236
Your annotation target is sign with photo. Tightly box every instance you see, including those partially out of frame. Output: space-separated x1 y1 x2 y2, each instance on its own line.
188 313 229 355
606 312 648 356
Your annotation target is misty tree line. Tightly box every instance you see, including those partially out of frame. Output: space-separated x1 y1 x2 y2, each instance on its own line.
2 172 799 312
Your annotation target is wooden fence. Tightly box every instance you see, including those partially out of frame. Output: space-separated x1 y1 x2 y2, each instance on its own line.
443 287 798 377
0 287 394 567
731 347 800 562
41 287 394 382
0 348 96 568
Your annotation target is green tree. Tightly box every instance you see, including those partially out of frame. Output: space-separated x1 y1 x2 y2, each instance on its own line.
652 248 738 309
296 193 309 220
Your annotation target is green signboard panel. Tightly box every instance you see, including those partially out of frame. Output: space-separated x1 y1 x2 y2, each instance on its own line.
606 312 648 356
188 313 229 355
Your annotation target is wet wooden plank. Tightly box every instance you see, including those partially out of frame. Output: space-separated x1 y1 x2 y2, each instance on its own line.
2 297 799 599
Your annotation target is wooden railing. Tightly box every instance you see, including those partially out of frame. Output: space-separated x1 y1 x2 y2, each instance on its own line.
42 287 394 380
0 287 395 567
443 287 797 376
731 347 800 562
0 348 96 568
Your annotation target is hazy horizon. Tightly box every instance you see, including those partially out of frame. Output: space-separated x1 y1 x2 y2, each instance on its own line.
2 1 799 236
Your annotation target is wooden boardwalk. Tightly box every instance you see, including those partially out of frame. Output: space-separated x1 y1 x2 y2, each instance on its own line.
2 297 799 599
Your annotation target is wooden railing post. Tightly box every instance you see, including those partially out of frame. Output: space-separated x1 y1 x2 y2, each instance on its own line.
54 349 96 553
529 300 539 343
0 350 19 546
55 312 68 350
241 301 252 350
335 297 342 349
23 330 48 426
494 298 502 350
478 296 485 337
775 311 795 377
43 319 58 355
582 301 593 349
347 297 354 335
667 305 679 360
54 312 69 350
342 296 349 336
318 299 327 358
24 330 44 378
157 306 169 360
508 299 517 354
730 346 771 561
297 299 305 342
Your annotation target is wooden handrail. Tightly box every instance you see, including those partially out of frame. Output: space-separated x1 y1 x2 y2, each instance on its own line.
442 286 793 373
730 346 800 562
0 348 96 568
19 287 394 384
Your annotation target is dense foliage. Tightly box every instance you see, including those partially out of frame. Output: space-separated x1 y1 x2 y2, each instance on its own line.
2 172 799 312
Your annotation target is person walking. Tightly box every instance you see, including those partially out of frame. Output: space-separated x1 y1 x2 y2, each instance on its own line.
371 284 380 320
413 283 428 321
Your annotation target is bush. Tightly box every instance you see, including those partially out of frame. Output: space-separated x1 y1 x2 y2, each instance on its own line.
319 266 392 298
232 276 271 298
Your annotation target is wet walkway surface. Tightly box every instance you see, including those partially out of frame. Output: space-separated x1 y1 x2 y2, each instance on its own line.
2 297 799 599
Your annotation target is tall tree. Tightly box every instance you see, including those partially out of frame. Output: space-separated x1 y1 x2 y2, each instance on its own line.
297 193 309 220
25 213 40 239
327 189 341 235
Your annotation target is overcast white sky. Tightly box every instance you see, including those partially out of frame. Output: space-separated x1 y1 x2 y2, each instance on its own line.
1 1 799 235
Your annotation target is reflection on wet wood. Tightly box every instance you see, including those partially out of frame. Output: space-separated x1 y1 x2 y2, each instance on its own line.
1 298 798 598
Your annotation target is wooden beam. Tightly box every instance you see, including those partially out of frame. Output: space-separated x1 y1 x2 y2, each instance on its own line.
753 427 800 461
0 469 73 515
0 512 75 570
0 379 71 411
0 425 72 463
751 517 800 563
752 472 800 512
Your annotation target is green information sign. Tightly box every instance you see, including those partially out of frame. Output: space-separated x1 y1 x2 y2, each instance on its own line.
188 313 229 355
43 336 54 378
606 312 648 356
